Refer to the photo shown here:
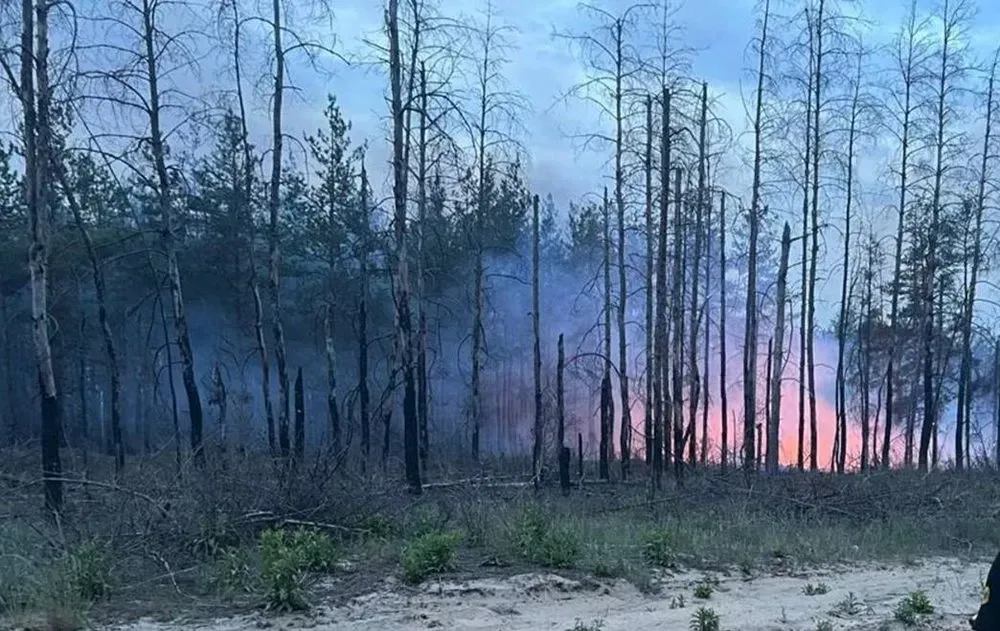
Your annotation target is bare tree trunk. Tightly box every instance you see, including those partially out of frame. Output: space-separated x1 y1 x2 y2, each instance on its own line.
294 367 304 460
719 192 728 472
141 0 203 467
324 304 341 453
615 40 632 482
653 89 671 486
765 337 773 466
229 0 274 455
744 0 770 473
417 63 429 471
212 363 228 454
558 334 570 493
686 82 707 470
532 194 543 490
359 162 371 465
23 0 61 511
767 223 791 473
387 0 421 493
59 162 123 475
956 52 995 471
600 186 613 480
798 11 814 471
644 94 654 467
835 52 861 475
268 0 291 461
701 158 712 466
807 0 826 474
671 167 685 482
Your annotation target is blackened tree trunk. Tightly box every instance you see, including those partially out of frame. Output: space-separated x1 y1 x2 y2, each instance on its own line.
387 0 421 493
359 162 371 464
766 223 791 473
798 12 814 471
600 186 613 480
23 0 61 511
558 334 570 494
687 82 708 469
719 192 728 472
294 367 304 460
653 89 671 486
671 167 685 482
416 62 429 470
644 94 654 467
744 0 770 473
532 194 543 490
807 0 826 474
141 0 204 467
268 0 291 460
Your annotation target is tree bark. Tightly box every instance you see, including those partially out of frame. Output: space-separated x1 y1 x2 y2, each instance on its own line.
767 223 791 473
600 186 613 480
719 191 728 473
141 0 203 467
653 89 671 486
387 0 421 493
744 0 770 473
798 12 814 471
644 94 654 467
807 0 826 474
532 194 543 490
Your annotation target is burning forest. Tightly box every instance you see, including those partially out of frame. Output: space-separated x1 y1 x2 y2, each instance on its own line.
2 0 1000 628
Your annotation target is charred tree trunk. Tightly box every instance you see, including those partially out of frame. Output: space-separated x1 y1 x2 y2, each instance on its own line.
387 0 421 493
798 13 814 471
701 158 712 467
744 0 770 473
600 186 613 480
806 0 826 474
141 0 204 467
558 334 569 493
767 223 791 473
719 192 728 472
324 305 341 453
359 162 371 465
687 82 708 469
615 49 631 482
764 337 773 466
268 0 291 461
23 0 62 511
532 194 543 490
229 0 274 455
671 168 685 482
956 55 994 471
644 94 654 467
653 89 671 486
294 367 304 460
417 63 429 470
212 363 228 454
835 54 861 475
59 162 123 475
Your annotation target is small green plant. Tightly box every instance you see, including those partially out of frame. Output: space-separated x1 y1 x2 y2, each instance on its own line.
259 528 310 612
359 514 397 539
641 528 675 568
804 582 830 596
592 557 629 579
401 531 462 584
192 511 240 558
671 593 687 609
815 619 834 631
693 582 714 599
832 592 862 616
66 538 112 603
893 590 933 626
515 507 580 568
689 606 720 631
208 548 256 596
289 528 337 572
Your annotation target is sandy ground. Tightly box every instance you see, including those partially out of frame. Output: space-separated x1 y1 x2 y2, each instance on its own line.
113 557 988 630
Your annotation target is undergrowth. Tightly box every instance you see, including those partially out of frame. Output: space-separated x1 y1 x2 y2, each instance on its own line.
2 450 999 625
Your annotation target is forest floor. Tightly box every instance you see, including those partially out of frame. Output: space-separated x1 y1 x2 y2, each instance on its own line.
2 449 999 630
109 557 984 630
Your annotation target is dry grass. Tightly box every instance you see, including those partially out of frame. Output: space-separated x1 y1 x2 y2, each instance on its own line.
2 447 999 628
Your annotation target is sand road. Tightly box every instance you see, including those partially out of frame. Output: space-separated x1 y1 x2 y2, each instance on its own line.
114 557 989 630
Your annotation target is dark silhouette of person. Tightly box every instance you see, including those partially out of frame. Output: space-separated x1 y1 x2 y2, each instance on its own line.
971 551 1000 630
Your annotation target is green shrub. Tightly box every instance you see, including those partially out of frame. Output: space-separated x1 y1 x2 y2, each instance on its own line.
259 529 309 611
894 590 933 626
689 606 720 631
641 528 675 568
515 507 580 569
66 538 112 603
192 511 240 558
692 582 713 599
208 548 256 596
289 528 337 572
401 531 462 584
